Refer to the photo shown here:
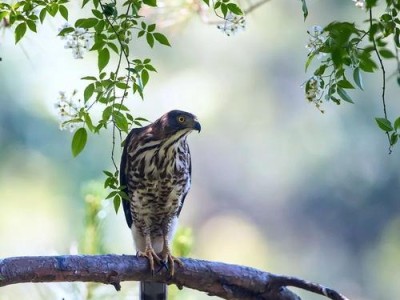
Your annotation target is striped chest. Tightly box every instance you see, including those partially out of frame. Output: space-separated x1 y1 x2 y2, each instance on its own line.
126 135 191 233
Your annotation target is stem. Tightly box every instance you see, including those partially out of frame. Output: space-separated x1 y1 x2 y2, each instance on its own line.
369 8 392 153
100 0 133 170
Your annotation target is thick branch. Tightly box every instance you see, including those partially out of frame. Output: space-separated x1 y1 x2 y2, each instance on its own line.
0 255 349 300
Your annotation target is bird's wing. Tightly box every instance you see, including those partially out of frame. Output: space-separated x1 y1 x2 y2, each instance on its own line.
120 127 143 228
177 147 191 217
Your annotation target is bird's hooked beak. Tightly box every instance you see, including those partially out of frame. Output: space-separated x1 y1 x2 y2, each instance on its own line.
193 118 201 132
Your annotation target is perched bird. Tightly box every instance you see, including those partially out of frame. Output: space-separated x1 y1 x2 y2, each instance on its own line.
120 110 201 300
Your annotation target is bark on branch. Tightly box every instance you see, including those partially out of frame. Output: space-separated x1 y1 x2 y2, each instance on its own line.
0 255 349 300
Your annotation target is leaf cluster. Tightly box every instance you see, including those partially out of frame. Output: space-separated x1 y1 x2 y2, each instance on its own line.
103 170 128 213
202 0 243 20
304 0 400 150
0 0 69 43
305 22 376 106
375 117 400 146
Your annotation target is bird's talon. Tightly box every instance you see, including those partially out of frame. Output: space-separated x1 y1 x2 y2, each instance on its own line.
137 248 161 274
159 252 183 276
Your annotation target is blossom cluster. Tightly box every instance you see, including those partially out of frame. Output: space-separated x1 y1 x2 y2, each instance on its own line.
54 91 86 132
305 76 324 113
352 0 366 9
217 13 246 36
59 23 94 59
306 25 327 59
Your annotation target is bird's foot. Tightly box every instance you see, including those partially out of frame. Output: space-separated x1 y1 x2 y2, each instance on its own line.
160 251 183 276
137 248 162 275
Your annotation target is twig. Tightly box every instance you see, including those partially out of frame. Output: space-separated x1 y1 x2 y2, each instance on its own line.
369 8 392 153
0 255 350 300
244 0 272 14
271 276 350 300
199 0 272 25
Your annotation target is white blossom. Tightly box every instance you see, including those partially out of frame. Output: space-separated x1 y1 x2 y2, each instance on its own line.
352 0 365 9
304 76 324 112
217 13 246 36
306 25 327 59
54 90 85 131
59 23 94 59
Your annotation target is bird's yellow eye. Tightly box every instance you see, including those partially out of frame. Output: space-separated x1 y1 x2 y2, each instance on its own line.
178 116 186 123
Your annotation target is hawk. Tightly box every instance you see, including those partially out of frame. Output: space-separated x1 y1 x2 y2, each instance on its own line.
120 110 201 300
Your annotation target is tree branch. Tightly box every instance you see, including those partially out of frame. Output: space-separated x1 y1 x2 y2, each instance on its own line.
0 255 349 300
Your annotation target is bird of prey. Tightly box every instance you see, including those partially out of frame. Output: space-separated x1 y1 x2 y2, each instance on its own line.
120 110 201 300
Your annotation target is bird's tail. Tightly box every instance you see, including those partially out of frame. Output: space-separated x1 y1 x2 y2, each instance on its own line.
140 281 167 300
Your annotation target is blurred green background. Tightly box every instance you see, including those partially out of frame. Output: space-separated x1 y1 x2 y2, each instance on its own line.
1 1 400 299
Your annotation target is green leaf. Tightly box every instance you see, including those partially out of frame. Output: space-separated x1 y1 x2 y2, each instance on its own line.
314 64 326 76
84 83 95 102
102 3 115 17
395 28 400 48
203 0 210 6
107 42 119 54
337 79 355 89
94 20 105 33
59 5 68 20
48 4 59 17
305 53 315 71
82 0 91 8
98 48 110 72
81 76 97 80
141 69 149 86
99 72 107 80
337 87 354 103
227 3 242 15
71 127 88 157
153 32 170 46
15 22 27 44
91 8 103 19
375 117 393 132
26 20 36 32
119 190 129 201
359 55 377 72
113 111 129 132
143 0 157 6
113 194 121 213
133 83 144 99
103 170 113 177
300 0 308 21
378 48 395 58
145 64 157 72
146 33 154 47
115 81 130 89
75 18 98 28
353 67 364 90
106 190 118 199
58 26 74 36
83 112 95 132
91 40 106 51
390 132 398 145
0 11 9 21
147 23 156 32
39 8 47 23
102 106 112 122
221 3 228 17
112 103 130 111
394 116 400 130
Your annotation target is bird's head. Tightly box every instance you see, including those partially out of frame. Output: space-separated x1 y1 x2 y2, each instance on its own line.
157 110 201 137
